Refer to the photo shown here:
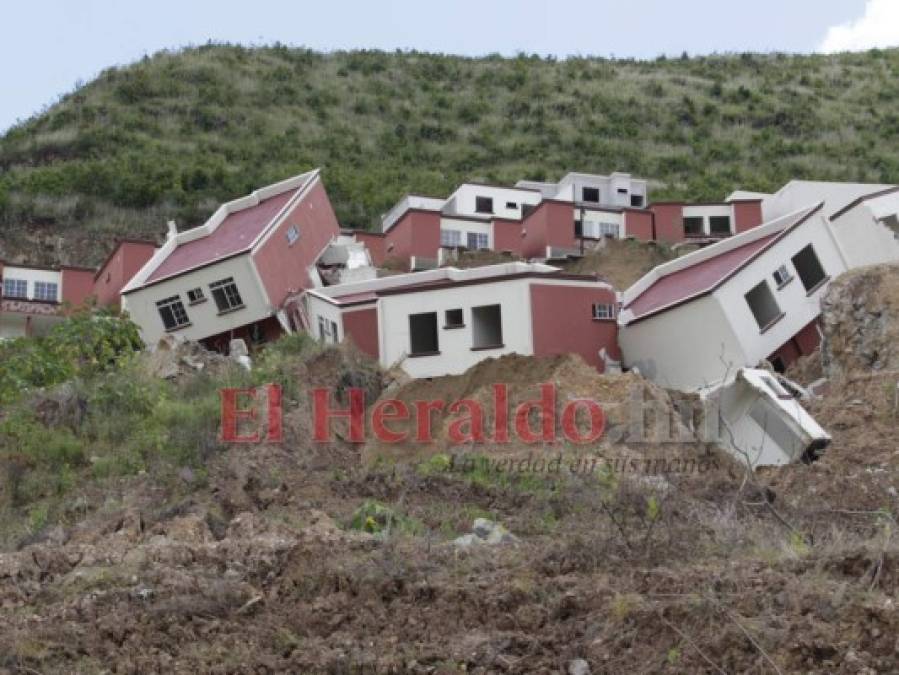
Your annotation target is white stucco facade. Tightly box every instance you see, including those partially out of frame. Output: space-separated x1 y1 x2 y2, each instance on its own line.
828 191 899 269
122 256 271 345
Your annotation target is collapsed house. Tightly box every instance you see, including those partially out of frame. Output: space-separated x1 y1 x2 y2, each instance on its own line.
120 170 341 350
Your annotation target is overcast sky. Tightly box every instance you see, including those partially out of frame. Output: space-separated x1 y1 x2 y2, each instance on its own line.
1 0 897 133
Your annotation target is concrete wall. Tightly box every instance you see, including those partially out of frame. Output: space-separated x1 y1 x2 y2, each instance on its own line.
1 266 63 301
829 194 899 269
123 255 272 345
60 268 95 307
732 200 764 233
383 210 441 268
252 179 340 308
353 231 387 267
529 282 620 371
623 209 654 241
376 278 535 378
93 241 157 308
342 306 380 360
521 201 576 258
445 184 541 220
714 213 846 369
649 204 683 244
619 293 746 391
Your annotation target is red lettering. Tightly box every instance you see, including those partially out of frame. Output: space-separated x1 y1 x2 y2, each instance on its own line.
514 383 556 443
313 388 366 442
492 383 509 443
447 399 486 443
561 399 605 444
220 387 260 443
413 400 445 442
372 399 410 443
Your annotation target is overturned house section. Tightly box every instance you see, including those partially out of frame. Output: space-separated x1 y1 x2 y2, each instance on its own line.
704 368 830 468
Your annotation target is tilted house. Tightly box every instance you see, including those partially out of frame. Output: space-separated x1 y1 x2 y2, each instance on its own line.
304 262 621 378
121 170 340 350
617 203 845 391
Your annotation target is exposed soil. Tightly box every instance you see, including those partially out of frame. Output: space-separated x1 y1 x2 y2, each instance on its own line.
559 238 677 290
1 269 898 673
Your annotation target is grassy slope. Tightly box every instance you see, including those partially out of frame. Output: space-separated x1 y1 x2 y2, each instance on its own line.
1 45 898 264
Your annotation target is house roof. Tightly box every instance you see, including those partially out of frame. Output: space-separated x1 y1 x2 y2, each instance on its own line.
624 234 779 320
123 170 319 292
145 189 295 283
308 261 608 307
828 186 899 221
621 204 822 324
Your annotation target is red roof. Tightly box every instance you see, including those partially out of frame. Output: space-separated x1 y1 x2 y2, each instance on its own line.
624 234 779 320
145 188 296 283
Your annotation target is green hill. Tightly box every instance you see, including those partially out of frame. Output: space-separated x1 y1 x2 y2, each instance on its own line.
1 45 898 265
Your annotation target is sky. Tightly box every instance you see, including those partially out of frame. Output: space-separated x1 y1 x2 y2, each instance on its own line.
1 0 897 133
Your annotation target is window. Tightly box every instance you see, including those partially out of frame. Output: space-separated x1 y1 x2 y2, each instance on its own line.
683 216 704 236
156 296 190 331
745 281 782 330
440 229 462 247
317 316 339 344
617 188 628 194
409 312 439 355
582 187 600 203
286 225 300 246
791 244 827 293
444 308 464 328
471 304 503 349
574 220 584 237
592 303 616 320
630 194 644 207
475 196 494 214
505 201 518 209
3 278 26 298
772 264 793 288
209 277 244 313
186 287 206 304
709 215 732 236
33 281 58 302
599 222 620 238
467 232 489 250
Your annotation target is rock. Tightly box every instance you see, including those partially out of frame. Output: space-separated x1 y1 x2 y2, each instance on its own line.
453 519 518 547
472 518 495 538
229 339 252 370
568 658 591 675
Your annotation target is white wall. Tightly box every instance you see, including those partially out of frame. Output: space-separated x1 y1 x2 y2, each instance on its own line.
444 185 541 220
829 194 899 269
122 255 271 345
619 294 745 391
681 204 734 235
2 266 62 300
377 278 535 378
440 217 493 248
305 294 347 343
715 212 847 367
580 209 624 238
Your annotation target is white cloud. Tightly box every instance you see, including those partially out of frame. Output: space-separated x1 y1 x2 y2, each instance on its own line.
819 0 899 52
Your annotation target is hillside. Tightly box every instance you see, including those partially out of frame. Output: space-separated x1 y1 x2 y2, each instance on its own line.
1 45 898 265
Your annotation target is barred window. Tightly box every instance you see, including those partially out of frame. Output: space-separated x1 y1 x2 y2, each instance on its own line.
3 278 27 298
156 296 190 331
209 278 244 313
33 281 58 302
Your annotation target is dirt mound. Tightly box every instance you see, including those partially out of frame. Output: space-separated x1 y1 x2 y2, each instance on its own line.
821 263 899 378
362 353 700 465
560 238 677 290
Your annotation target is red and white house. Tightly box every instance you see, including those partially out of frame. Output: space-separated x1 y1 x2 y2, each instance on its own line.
304 262 621 378
355 171 770 271
0 261 96 338
121 169 340 350
617 204 850 391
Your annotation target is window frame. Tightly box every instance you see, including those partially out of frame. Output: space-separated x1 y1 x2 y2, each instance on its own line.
708 215 732 236
791 244 828 294
186 287 206 305
3 278 27 299
592 303 616 320
156 295 190 331
286 224 300 246
440 229 462 247
209 277 245 314
474 196 494 214
772 264 793 289
683 216 705 237
33 281 58 302
744 280 783 331
466 232 489 250
444 308 465 329
582 187 600 203
408 311 440 356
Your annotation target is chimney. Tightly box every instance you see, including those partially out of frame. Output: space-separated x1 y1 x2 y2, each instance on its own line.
167 220 178 240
